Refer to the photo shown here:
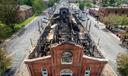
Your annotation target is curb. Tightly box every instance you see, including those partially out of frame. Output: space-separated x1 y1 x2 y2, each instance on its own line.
88 15 121 41
14 46 35 76
107 64 118 76
97 46 118 76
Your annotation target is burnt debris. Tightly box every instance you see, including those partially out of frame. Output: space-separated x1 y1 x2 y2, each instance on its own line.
29 7 104 59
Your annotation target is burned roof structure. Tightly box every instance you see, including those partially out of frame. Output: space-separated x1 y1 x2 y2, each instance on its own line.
25 6 108 76
29 7 104 59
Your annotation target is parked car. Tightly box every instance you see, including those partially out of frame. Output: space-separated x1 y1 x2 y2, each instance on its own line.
43 16 49 20
111 28 126 38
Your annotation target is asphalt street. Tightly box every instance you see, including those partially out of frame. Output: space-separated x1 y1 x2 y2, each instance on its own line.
83 13 127 75
3 15 48 76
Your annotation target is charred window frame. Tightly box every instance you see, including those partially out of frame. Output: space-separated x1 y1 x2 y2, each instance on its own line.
61 51 73 64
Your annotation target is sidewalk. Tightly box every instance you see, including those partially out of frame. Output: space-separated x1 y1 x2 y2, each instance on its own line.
14 63 30 76
101 64 117 76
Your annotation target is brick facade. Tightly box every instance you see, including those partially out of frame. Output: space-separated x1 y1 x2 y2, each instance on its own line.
25 7 107 76
89 7 128 21
25 43 107 76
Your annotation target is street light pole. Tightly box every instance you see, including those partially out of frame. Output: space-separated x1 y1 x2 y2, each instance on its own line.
97 19 100 46
88 21 91 33
86 18 89 31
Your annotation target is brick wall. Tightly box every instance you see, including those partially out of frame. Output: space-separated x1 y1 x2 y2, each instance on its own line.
25 43 107 76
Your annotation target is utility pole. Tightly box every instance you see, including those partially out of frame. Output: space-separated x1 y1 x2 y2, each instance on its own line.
86 18 89 31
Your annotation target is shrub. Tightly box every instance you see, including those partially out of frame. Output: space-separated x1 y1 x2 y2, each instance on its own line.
79 2 85 10
0 48 12 76
32 0 47 15
117 53 128 76
14 16 36 30
0 22 13 40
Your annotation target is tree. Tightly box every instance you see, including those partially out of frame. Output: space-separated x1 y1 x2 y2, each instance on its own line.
101 0 124 7
117 53 128 76
79 2 85 10
109 0 116 6
101 0 109 7
0 21 13 40
103 15 128 29
103 14 118 29
48 0 55 7
0 48 12 76
0 0 18 32
32 0 47 15
20 0 33 6
85 2 92 8
116 0 124 6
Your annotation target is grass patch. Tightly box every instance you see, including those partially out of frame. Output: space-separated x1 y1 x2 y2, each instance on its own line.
0 16 36 42
14 16 36 30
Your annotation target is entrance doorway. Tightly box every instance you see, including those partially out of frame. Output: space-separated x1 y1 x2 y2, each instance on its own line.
60 69 72 76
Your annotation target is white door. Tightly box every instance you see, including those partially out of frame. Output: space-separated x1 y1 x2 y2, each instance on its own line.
60 69 72 76
84 70 90 76
42 67 48 76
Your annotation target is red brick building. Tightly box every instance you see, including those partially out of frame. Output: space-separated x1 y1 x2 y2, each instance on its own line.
25 8 107 76
89 7 128 21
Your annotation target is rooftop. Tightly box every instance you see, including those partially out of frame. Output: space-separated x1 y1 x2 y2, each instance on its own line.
28 7 104 59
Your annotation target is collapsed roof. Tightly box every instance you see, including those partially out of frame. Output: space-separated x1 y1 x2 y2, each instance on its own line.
29 7 104 59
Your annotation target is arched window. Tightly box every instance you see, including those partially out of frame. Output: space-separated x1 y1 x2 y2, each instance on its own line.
61 51 73 64
84 67 91 76
42 67 48 76
60 69 73 76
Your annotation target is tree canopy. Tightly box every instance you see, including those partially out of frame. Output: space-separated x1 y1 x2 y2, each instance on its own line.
117 53 128 76
103 14 128 29
20 0 32 6
32 0 47 15
0 0 18 31
102 0 124 7
79 2 85 10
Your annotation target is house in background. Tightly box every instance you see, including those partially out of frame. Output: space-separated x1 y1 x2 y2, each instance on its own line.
17 5 33 21
89 7 128 21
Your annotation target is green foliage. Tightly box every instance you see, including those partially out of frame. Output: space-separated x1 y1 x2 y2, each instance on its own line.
79 2 85 10
0 48 12 76
116 0 124 6
85 2 92 8
103 14 117 29
0 0 18 31
109 0 116 6
14 16 36 30
0 22 13 40
48 0 55 7
32 0 47 15
117 53 128 76
102 0 124 7
103 14 128 29
48 0 58 7
102 0 109 7
20 0 33 6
